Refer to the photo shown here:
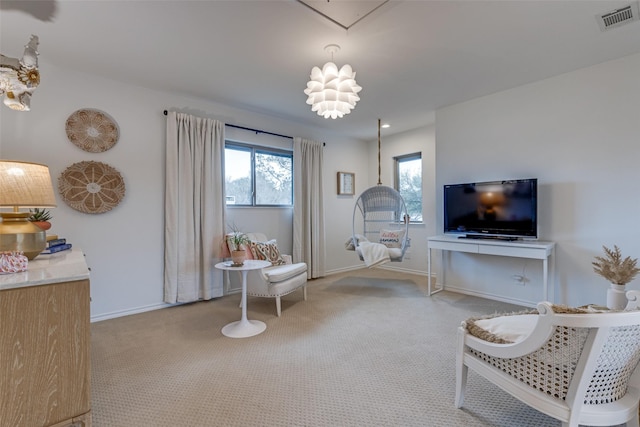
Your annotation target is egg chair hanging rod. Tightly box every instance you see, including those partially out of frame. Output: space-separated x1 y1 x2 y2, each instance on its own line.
377 118 382 185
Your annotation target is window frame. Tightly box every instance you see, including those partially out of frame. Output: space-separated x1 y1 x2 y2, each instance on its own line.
394 152 423 223
224 141 293 207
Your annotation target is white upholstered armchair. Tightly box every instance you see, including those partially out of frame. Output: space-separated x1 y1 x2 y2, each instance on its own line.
455 300 640 427
224 232 307 317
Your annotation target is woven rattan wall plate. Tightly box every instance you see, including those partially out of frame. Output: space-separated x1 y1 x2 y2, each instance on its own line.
65 108 119 153
58 161 125 214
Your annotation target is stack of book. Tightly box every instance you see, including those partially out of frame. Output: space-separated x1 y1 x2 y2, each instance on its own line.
42 235 72 254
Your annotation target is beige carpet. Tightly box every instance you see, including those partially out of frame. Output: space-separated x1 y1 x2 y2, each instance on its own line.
91 268 562 426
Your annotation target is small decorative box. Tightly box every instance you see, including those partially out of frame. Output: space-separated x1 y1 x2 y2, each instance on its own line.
0 251 28 274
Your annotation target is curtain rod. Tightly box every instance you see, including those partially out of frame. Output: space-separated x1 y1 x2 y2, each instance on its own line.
163 110 291 140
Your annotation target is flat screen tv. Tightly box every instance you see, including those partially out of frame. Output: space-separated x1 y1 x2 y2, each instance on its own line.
443 178 538 240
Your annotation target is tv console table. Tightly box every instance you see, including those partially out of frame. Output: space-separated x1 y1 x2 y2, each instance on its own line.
427 235 556 303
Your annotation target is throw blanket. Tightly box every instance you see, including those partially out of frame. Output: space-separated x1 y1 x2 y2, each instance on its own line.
345 234 368 251
357 241 390 268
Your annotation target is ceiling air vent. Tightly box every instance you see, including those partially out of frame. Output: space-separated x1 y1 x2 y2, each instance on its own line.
597 3 639 31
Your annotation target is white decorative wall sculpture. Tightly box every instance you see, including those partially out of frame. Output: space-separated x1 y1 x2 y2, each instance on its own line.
0 35 40 111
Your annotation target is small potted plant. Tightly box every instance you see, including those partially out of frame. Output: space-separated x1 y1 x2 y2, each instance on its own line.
592 245 640 309
228 225 250 266
28 208 52 231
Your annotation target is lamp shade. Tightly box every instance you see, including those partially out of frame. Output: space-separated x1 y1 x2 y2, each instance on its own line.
304 61 362 119
0 160 56 208
0 160 56 260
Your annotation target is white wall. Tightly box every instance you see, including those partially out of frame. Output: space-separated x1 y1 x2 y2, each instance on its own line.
323 138 372 273
435 52 640 307
0 59 367 321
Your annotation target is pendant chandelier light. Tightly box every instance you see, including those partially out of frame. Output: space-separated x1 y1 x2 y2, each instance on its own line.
304 44 362 119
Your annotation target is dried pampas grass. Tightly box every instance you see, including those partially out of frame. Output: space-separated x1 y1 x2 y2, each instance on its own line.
592 245 640 285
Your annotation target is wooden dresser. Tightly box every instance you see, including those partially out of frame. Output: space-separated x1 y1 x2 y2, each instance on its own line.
0 249 91 427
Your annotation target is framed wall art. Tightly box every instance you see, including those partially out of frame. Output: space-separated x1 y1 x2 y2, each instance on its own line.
337 172 355 195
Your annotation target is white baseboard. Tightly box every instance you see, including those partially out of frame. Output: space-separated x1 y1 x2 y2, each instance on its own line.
325 265 366 275
326 264 427 277
91 302 175 323
379 264 427 276
436 284 536 308
90 279 530 324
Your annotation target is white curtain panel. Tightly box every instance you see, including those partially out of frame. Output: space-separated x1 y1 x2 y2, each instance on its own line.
164 112 226 303
293 137 326 279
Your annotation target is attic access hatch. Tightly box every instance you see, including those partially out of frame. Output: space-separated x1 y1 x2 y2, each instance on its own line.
298 0 388 30
597 2 639 31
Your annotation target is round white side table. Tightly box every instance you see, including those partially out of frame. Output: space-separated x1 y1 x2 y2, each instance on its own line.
215 259 271 338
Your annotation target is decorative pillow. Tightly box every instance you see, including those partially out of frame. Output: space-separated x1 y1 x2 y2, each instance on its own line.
248 239 286 266
379 229 405 248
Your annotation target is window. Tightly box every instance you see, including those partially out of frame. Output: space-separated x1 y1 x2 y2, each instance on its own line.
394 152 422 222
225 142 293 206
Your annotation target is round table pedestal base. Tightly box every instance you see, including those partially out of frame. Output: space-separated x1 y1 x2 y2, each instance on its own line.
221 319 266 338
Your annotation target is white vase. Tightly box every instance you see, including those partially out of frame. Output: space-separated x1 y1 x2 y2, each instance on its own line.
606 283 628 310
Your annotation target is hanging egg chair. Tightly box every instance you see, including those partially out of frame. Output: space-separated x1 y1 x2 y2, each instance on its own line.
352 185 410 264
348 119 410 266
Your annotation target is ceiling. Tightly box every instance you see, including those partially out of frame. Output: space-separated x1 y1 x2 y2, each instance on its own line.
2 0 640 142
